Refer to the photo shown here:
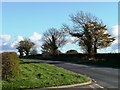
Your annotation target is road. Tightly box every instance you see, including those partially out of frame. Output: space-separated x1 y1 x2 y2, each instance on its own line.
28 59 119 90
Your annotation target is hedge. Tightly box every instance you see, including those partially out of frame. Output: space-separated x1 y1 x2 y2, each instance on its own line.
2 52 19 80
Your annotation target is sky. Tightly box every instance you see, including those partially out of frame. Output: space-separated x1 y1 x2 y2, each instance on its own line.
1 2 119 53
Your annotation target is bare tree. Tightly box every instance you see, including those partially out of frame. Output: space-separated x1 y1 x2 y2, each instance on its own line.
41 28 67 55
63 11 115 58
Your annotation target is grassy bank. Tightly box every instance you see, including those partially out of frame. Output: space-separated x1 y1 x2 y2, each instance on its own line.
2 60 90 90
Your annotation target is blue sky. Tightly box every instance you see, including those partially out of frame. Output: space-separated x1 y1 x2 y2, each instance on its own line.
1 2 118 53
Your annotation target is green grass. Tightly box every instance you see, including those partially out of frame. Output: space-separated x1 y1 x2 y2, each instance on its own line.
2 59 90 90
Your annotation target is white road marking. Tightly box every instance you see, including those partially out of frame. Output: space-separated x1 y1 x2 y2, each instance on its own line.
89 85 95 88
95 83 104 88
92 79 97 83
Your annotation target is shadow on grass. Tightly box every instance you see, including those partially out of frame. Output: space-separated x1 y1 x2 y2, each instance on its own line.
45 61 64 64
19 60 41 64
2 88 25 90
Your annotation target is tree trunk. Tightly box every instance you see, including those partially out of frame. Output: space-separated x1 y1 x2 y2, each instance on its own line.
26 51 29 56
19 49 23 57
87 45 93 60
94 47 97 54
20 52 23 57
94 39 97 54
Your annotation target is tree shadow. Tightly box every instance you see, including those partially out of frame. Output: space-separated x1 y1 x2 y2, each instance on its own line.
70 61 120 69
47 61 64 64
19 60 41 64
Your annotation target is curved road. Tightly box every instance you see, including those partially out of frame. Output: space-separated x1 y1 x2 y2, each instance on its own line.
29 59 119 89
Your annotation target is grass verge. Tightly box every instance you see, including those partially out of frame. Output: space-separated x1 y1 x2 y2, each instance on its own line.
2 59 90 90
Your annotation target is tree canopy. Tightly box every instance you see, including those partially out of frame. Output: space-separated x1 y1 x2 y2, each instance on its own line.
16 39 35 57
66 50 78 54
63 11 115 56
41 28 67 55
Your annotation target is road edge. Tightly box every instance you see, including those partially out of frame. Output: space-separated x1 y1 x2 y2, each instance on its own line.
46 79 92 89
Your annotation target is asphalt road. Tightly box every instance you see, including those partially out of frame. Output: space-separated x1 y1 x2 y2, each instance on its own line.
28 59 120 89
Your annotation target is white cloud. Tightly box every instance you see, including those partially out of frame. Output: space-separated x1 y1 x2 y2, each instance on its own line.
110 25 119 53
0 34 11 46
29 32 42 42
69 37 76 42
0 34 16 52
0 32 43 53
35 40 43 47
11 36 24 48
29 32 43 48
1 43 17 52
0 34 11 41
98 25 119 53
60 43 81 53
66 35 77 43
98 47 118 53
0 35 24 52
111 25 119 36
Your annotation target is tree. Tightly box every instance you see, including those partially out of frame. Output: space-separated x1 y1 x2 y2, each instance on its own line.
41 28 67 55
63 11 115 57
66 50 78 54
16 39 35 57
